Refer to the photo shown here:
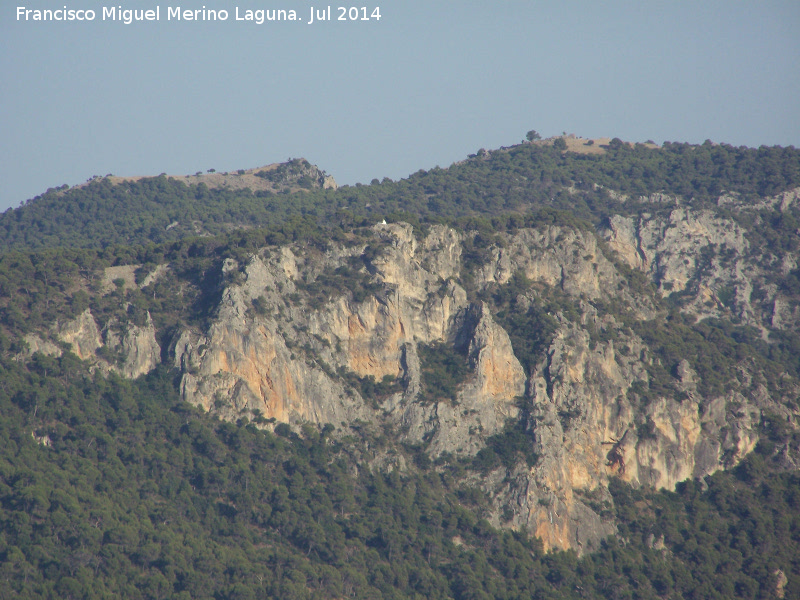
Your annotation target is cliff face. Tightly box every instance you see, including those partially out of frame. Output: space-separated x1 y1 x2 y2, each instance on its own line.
167 194 799 552
21 308 160 379
495 318 766 551
173 224 524 454
600 190 800 331
18 187 798 554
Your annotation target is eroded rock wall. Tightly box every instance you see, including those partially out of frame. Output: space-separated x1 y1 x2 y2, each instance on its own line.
19 308 160 379
163 215 800 553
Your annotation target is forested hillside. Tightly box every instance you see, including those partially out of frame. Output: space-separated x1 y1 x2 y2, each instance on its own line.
1 357 799 599
2 136 800 599
3 140 799 251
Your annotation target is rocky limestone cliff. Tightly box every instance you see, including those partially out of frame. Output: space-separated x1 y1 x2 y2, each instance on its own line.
20 308 160 379
489 316 768 551
19 186 798 555
57 309 103 360
169 215 799 553
102 313 161 379
174 223 524 454
601 189 800 332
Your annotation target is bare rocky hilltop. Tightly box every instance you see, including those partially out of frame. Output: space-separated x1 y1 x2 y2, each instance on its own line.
91 157 337 194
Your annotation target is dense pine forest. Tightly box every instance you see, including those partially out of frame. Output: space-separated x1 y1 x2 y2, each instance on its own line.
3 358 799 599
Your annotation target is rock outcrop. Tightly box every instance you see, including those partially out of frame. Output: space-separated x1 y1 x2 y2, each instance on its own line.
21 192 797 555
169 217 798 553
601 189 800 331
102 313 161 379
488 317 768 552
57 309 103 360
19 308 160 380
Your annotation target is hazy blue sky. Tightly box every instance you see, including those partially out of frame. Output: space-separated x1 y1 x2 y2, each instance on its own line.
2 1 799 210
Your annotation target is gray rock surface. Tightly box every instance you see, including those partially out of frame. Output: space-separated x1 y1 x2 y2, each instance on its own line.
20 195 795 555
168 219 799 552
103 312 161 379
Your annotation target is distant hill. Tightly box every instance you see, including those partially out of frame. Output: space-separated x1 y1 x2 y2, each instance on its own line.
1 138 799 253
0 158 336 250
99 159 337 194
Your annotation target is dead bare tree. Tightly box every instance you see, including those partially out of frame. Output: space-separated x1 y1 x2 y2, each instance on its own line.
602 430 629 475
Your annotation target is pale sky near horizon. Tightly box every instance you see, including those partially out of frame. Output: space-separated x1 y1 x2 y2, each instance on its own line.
2 1 799 211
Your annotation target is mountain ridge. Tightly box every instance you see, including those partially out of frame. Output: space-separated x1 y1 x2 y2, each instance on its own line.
2 134 800 598
4 136 799 252
89 158 338 195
